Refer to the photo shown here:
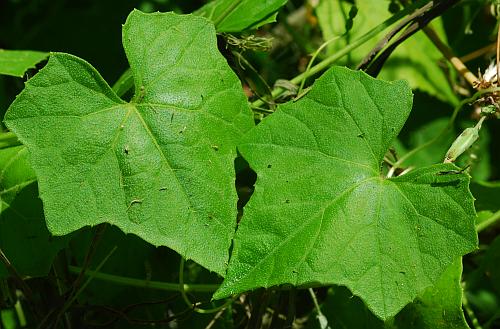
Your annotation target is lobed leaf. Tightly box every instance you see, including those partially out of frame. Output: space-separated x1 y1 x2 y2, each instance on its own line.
214 67 477 319
4 11 254 275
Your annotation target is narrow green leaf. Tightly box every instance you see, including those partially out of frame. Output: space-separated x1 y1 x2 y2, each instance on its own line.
0 50 48 78
215 67 477 319
195 0 288 32
0 146 67 278
4 11 254 275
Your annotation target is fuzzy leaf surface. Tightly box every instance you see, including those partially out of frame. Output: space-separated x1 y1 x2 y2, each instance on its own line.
394 259 470 328
4 11 254 275
195 0 288 32
306 259 469 329
0 49 47 77
215 67 477 319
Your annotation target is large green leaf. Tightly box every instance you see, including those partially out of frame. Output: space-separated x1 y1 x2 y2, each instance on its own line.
195 0 288 32
0 146 67 278
214 67 477 319
4 10 254 275
0 50 47 78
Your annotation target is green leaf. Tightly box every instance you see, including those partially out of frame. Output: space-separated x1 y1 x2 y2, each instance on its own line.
394 259 470 329
214 67 477 319
307 259 469 329
0 50 48 78
195 0 288 32
0 146 68 278
4 10 254 275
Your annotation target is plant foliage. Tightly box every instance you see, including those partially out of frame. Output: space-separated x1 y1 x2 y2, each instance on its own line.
0 0 498 328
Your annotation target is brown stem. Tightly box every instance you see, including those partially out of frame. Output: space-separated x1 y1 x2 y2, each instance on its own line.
423 26 478 87
460 43 497 63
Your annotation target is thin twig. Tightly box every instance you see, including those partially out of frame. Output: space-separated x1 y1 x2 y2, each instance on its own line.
204 305 229 329
308 288 331 329
476 209 500 233
0 248 34 305
179 258 234 314
55 246 118 326
460 43 496 63
71 224 107 292
423 26 478 87
79 300 192 327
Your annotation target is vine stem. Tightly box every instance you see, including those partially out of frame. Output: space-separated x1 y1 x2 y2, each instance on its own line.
476 210 500 233
308 288 331 329
55 246 118 326
460 43 496 63
423 26 478 87
112 68 134 98
250 0 431 108
179 258 233 314
67 265 219 293
298 36 341 96
36 247 118 329
387 87 500 177
462 288 484 329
